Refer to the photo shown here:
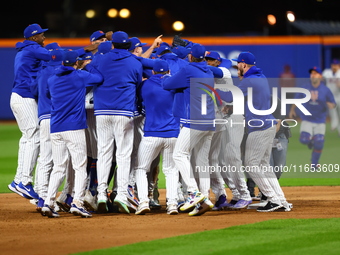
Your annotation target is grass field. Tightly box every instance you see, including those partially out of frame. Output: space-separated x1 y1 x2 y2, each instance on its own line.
75 218 340 255
1 121 339 255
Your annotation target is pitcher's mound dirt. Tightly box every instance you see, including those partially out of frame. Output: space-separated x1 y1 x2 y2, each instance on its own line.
1 186 339 255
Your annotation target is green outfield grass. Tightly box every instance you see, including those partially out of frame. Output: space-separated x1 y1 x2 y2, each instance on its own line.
75 218 340 255
0 121 339 193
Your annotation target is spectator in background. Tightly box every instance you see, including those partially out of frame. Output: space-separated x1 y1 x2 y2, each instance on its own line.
322 59 340 136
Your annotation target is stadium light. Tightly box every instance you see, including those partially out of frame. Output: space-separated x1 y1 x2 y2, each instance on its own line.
267 14 276 25
107 8 118 18
119 8 131 18
172 21 184 31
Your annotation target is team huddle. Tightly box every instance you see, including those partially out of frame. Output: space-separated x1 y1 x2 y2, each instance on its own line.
9 23 335 219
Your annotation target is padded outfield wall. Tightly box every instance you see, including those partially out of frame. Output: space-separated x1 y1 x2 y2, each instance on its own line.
1 35 339 119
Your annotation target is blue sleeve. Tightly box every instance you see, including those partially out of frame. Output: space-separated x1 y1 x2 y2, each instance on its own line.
163 68 188 90
79 70 103 88
216 89 233 103
136 57 155 69
34 47 53 62
208 66 223 78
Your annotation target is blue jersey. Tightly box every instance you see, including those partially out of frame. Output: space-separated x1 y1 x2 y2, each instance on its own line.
295 82 335 123
92 48 143 117
12 40 52 98
47 66 103 133
141 74 179 138
137 53 189 119
217 66 277 133
30 61 62 122
12 40 86 99
163 61 215 131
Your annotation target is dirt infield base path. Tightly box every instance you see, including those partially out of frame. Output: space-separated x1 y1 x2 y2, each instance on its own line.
1 186 339 255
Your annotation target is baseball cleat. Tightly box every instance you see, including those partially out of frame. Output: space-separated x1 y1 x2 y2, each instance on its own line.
70 203 92 218
135 201 150 215
180 191 205 212
257 201 282 212
16 182 39 200
188 198 213 216
7 181 31 199
41 204 60 218
84 190 97 212
56 194 73 213
167 204 178 215
232 199 252 209
97 193 108 213
212 194 227 211
219 199 238 210
149 198 161 210
114 198 130 214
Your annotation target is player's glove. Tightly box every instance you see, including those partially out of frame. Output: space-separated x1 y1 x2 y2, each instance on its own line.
172 34 188 47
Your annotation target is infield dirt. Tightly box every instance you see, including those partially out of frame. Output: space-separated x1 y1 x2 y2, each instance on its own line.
1 186 339 255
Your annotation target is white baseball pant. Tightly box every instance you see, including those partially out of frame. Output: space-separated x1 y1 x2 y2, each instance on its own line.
96 115 134 203
174 127 214 194
10 92 40 185
245 126 287 205
135 136 178 205
45 129 87 206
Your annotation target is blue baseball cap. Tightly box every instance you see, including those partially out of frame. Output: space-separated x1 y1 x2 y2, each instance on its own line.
153 59 169 72
205 51 232 68
232 52 256 65
63 51 79 64
98 41 112 54
90 30 106 42
172 46 190 59
190 44 206 59
129 37 147 51
24 23 48 39
45 42 62 51
112 31 129 43
50 50 64 62
309 66 322 74
78 52 93 61
156 43 172 56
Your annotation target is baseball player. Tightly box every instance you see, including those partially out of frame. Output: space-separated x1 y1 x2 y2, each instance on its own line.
77 51 99 211
90 31 143 214
8 24 50 200
289 66 336 169
218 52 291 212
163 44 215 216
131 41 189 210
322 59 340 136
29 43 63 211
205 51 252 210
9 23 99 201
134 60 180 215
41 50 103 218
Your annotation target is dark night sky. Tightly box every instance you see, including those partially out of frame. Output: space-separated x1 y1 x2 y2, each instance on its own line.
2 0 340 38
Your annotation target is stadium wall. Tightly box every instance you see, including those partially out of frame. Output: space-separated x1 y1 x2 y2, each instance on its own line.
1 35 340 119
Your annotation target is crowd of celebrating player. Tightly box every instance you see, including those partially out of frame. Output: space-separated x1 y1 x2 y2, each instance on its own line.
8 23 336 218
